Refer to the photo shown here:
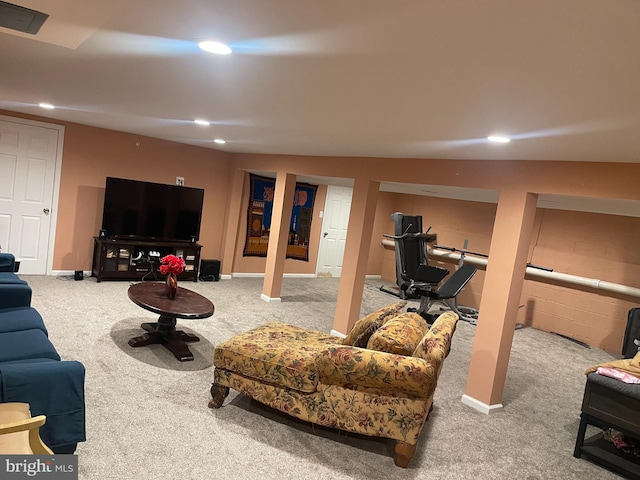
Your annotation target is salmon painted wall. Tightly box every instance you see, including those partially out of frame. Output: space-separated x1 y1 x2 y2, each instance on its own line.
374 191 640 353
367 192 398 275
1 111 233 271
522 209 640 352
227 153 640 353
231 153 640 201
57 123 234 271
4 111 640 353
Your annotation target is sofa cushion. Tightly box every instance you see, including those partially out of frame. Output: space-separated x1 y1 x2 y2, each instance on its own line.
342 301 407 346
317 345 439 397
0 307 47 335
0 360 86 451
213 322 338 393
0 254 16 272
413 311 459 363
0 329 60 363
0 272 27 285
0 358 58 366
352 320 383 348
367 312 429 356
0 284 32 309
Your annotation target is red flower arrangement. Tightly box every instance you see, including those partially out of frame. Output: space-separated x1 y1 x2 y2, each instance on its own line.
159 254 185 276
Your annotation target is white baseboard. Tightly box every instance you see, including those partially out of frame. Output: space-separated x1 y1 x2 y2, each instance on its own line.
461 394 504 414
50 270 90 277
231 273 317 278
260 293 281 303
220 274 232 280
330 329 347 338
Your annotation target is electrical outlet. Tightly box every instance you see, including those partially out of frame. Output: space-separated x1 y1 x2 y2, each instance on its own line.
176 176 184 186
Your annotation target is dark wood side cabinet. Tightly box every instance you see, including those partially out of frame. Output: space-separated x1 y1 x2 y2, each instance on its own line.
574 373 640 479
91 238 201 282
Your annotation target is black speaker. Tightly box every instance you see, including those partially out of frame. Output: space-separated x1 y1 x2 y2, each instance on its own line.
199 259 220 281
74 270 84 281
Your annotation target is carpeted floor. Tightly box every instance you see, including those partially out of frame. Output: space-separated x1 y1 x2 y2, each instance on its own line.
26 274 622 479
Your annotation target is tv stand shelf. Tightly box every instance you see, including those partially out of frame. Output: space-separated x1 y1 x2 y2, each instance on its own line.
91 238 201 283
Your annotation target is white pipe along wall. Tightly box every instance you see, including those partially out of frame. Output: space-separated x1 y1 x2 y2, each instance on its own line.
380 238 640 299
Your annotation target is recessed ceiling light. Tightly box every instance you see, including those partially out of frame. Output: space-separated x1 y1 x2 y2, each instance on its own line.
198 41 232 55
487 135 511 143
194 119 210 126
214 138 226 144
39 103 55 109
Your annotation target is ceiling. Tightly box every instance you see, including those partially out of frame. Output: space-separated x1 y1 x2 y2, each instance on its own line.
1 1 640 216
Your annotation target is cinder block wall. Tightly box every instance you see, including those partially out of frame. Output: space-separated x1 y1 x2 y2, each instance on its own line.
377 193 640 354
521 209 640 353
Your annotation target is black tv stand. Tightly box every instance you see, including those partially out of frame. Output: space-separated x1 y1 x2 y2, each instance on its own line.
91 237 201 283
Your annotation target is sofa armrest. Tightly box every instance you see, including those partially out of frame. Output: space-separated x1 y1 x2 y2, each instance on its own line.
0 360 86 450
0 254 15 272
0 284 32 309
316 346 438 398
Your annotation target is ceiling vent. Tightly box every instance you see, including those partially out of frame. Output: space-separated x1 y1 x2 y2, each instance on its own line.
0 1 49 34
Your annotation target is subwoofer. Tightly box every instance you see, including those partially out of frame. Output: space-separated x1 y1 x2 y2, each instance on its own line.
199 259 220 282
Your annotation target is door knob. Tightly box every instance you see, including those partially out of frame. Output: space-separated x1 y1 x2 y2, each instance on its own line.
323 232 328 238
43 208 50 215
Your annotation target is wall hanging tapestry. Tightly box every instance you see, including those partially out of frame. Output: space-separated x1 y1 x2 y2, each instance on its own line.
243 174 318 261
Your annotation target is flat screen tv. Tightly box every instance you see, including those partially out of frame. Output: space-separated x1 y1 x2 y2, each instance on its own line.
101 177 204 242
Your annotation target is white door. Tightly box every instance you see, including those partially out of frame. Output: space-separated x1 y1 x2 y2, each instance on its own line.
0 119 61 274
317 185 352 277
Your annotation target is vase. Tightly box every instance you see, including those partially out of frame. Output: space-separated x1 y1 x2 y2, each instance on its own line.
165 273 177 299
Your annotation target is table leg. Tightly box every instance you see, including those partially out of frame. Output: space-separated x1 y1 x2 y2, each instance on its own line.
128 315 200 361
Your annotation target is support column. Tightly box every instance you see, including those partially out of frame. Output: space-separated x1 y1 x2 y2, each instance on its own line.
261 172 296 303
332 179 380 336
463 190 538 413
220 169 246 278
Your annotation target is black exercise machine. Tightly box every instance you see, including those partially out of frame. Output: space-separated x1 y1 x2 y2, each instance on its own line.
433 244 554 273
381 211 555 326
380 212 478 324
404 263 478 324
380 212 437 299
424 241 552 326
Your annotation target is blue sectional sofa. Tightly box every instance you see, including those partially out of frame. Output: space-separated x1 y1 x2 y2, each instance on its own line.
0 253 26 285
0 253 86 453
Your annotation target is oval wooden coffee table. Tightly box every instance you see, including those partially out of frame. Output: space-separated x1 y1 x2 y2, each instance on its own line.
127 282 214 361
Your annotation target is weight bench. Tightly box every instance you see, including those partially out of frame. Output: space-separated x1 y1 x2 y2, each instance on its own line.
405 264 478 324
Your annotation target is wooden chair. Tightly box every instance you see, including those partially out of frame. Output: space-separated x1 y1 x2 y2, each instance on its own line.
0 402 53 454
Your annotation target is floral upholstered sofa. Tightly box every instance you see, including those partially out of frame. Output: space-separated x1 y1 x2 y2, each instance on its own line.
209 301 459 467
